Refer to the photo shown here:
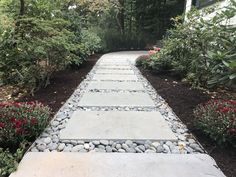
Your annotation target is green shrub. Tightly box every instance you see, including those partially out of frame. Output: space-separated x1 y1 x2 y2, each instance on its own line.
147 1 236 89
194 99 236 146
136 55 150 67
0 17 82 92
0 102 51 146
0 147 24 177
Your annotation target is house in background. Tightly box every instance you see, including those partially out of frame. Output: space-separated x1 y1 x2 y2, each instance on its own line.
185 0 236 25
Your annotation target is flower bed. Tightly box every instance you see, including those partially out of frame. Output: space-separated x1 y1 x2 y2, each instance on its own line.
0 102 51 146
194 99 236 146
0 101 50 176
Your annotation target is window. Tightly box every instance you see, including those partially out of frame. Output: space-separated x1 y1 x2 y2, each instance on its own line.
192 0 218 9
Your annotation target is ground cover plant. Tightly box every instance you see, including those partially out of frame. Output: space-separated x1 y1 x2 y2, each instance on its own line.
0 101 51 176
0 102 51 147
141 0 236 90
194 99 236 146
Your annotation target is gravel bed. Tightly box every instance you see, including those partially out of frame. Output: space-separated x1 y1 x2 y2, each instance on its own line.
29 58 205 154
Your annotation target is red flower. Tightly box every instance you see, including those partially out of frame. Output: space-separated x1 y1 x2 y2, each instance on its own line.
229 100 236 105
31 118 38 125
16 128 24 135
0 122 5 128
219 107 230 113
10 117 16 123
13 120 23 128
228 128 236 135
22 119 28 125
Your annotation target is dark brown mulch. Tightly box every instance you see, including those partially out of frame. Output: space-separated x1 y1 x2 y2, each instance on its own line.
139 68 236 177
19 54 102 114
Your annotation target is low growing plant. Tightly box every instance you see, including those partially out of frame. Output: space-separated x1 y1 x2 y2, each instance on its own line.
194 99 236 146
136 55 150 68
0 102 51 146
0 147 24 177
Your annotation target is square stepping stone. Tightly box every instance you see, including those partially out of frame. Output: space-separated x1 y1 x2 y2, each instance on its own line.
92 74 138 81
77 92 155 107
60 111 177 141
95 69 134 74
10 153 226 177
86 81 145 90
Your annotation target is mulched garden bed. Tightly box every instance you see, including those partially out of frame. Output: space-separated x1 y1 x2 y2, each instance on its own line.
139 67 236 177
19 54 102 114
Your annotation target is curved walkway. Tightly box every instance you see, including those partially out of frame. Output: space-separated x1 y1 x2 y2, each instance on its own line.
10 52 225 177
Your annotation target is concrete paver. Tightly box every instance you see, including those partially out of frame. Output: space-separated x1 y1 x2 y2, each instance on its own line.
60 111 177 141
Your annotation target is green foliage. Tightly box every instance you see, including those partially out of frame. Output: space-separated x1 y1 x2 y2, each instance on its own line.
0 102 51 146
0 17 81 91
0 147 24 177
194 99 236 146
0 0 102 92
85 0 184 51
148 1 236 89
136 55 150 67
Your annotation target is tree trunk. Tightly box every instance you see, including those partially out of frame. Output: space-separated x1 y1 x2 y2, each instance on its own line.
19 0 25 16
118 0 125 35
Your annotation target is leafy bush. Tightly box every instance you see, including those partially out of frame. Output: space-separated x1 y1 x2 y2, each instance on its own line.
194 99 236 146
0 17 82 92
81 29 101 53
0 147 24 177
0 1 103 93
0 102 51 146
147 1 236 89
136 55 150 67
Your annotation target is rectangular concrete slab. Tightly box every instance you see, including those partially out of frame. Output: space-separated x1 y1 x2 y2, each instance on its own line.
99 60 129 64
78 92 155 107
92 74 138 81
97 66 132 70
98 63 130 66
95 69 134 74
10 153 226 177
60 111 177 141
86 81 145 90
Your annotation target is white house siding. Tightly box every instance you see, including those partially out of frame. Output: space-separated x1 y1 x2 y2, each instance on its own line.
185 0 236 25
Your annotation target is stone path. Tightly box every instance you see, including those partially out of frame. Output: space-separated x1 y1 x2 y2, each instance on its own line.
10 51 226 177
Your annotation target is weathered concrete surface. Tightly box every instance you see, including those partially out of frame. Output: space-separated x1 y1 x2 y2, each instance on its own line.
97 62 130 66
60 111 177 141
10 153 226 177
78 92 155 107
86 81 145 90
99 51 148 64
92 74 138 81
95 69 134 74
97 66 132 70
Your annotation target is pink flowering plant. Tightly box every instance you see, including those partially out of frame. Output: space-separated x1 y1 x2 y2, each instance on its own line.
194 99 236 146
148 47 161 56
0 102 51 146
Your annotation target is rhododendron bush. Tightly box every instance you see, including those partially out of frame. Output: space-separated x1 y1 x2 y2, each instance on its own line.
142 1 236 89
194 100 236 146
0 102 50 146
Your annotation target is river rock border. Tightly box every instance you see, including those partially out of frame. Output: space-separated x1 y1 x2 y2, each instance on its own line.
30 58 205 154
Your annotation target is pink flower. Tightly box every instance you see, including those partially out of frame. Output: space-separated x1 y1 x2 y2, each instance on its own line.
154 47 161 52
148 50 157 55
